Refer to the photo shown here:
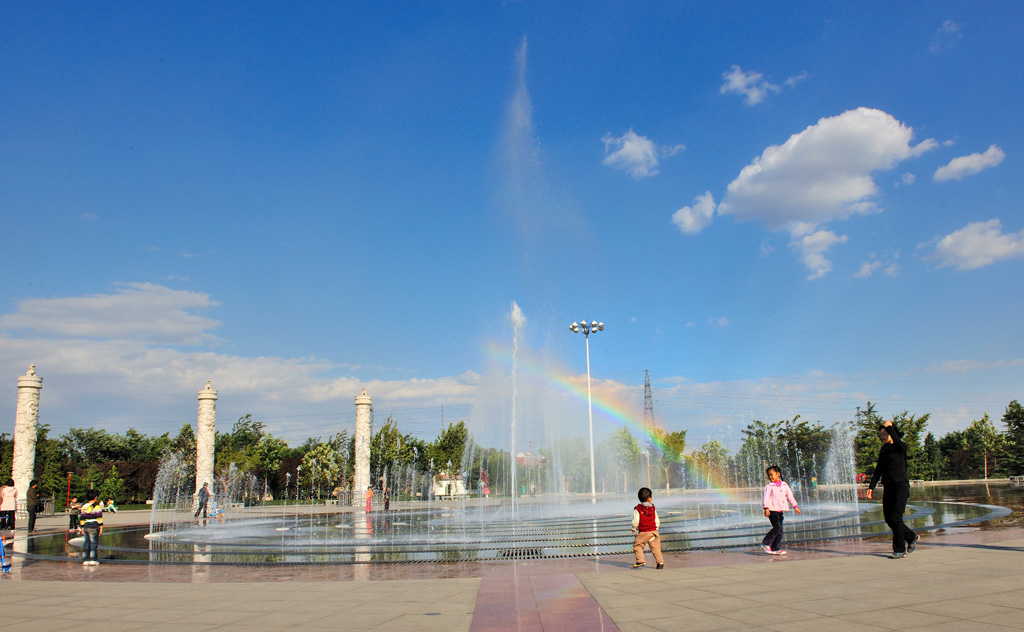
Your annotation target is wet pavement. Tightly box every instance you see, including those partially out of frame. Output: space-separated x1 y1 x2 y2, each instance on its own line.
2 482 1024 631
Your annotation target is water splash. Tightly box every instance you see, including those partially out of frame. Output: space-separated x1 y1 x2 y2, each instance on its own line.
509 301 527 515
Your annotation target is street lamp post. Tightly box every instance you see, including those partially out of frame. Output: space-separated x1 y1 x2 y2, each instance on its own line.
570 319 604 503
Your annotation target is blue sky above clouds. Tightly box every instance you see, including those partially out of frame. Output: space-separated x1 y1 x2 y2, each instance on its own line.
1 2 1022 450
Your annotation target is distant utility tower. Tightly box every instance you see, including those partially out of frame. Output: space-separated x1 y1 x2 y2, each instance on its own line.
643 370 655 435
643 370 655 487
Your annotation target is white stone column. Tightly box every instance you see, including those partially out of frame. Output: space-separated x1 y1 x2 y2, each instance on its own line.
12 365 42 505
352 388 372 508
195 381 218 496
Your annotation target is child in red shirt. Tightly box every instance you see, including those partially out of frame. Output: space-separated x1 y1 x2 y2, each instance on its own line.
631 487 665 569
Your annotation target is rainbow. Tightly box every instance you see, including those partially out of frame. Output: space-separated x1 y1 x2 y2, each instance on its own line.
485 340 747 502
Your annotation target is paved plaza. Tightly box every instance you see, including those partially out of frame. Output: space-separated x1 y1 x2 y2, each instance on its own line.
2 512 1024 631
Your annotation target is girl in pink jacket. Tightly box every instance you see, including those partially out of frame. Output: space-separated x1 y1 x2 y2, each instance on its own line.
761 465 801 555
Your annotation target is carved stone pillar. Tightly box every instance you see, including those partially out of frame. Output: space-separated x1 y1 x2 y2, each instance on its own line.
352 388 372 507
13 365 42 505
195 381 218 496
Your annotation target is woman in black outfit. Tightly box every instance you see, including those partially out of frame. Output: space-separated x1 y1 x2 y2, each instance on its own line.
866 419 919 559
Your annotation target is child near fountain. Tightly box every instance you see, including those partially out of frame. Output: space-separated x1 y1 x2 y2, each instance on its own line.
631 487 665 569
761 465 801 555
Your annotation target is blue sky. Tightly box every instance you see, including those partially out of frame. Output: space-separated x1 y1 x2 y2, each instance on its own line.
2 2 1022 450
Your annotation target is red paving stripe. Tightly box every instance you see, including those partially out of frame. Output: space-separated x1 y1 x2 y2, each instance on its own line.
470 572 620 632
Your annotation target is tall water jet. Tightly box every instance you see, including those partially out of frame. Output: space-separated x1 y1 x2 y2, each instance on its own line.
509 301 527 513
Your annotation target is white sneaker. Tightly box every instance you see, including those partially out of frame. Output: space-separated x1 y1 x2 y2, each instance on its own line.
773 549 787 555
91 561 100 566
761 545 773 555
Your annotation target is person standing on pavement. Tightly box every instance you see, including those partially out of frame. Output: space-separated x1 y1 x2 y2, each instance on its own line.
866 419 920 559
79 490 104 566
0 478 17 531
26 479 39 533
631 487 665 569
195 482 210 520
761 466 801 555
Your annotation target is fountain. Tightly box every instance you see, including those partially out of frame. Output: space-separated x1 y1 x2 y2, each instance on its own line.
15 308 1014 566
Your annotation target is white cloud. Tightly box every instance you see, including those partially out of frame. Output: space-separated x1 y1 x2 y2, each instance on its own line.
932 219 1024 270
0 283 221 345
718 108 936 233
707 317 730 328
0 331 482 442
933 144 1005 181
0 282 486 442
720 65 781 105
791 230 848 280
686 108 933 278
854 252 900 278
601 129 685 179
671 191 716 235
925 358 1024 374
930 20 963 54
901 173 916 185
854 261 882 278
785 71 808 87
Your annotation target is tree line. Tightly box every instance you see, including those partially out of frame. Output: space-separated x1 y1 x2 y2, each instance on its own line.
0 414 471 508
4 399 1020 508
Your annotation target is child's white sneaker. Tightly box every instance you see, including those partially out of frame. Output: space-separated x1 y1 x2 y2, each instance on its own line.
761 545 773 555
772 549 787 555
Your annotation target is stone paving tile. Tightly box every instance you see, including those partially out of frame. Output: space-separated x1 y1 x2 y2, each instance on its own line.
642 611 752 632
615 623 663 632
902 621 1020 631
836 607 958 630
718 604 822 626
975 591 1024 609
904 599 1017 620
602 603 711 623
766 617 888 631
8 524 1024 631
787 597 870 617
973 610 1024 628
682 594 767 615
379 612 474 630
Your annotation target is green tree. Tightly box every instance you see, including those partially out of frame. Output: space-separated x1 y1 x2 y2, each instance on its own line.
1001 400 1024 474
35 424 65 500
430 421 469 475
371 418 413 487
963 415 1003 478
98 464 126 504
651 428 686 491
215 414 266 474
922 433 941 481
251 434 289 496
0 432 12 483
854 403 930 479
692 440 733 486
300 441 340 499
542 437 589 494
61 427 118 466
939 430 969 479
171 422 197 466
607 427 640 492
116 428 171 462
